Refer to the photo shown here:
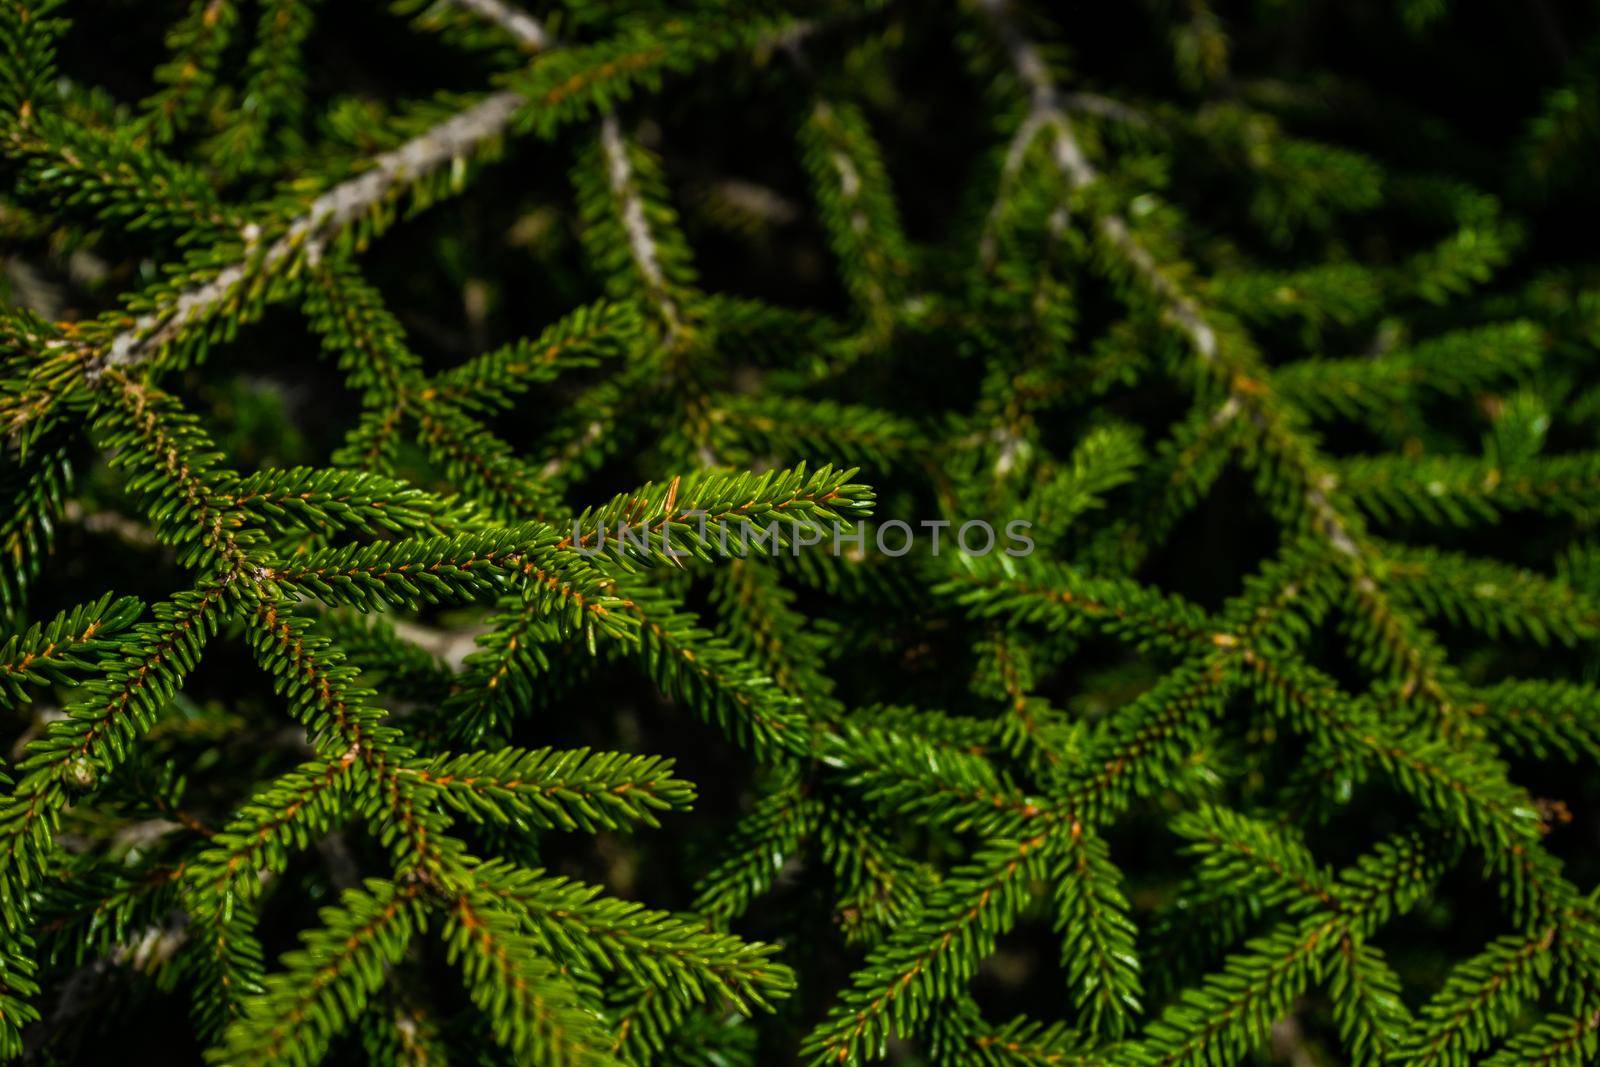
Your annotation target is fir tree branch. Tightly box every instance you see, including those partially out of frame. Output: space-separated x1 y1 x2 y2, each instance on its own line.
0 594 142 708
802 832 1053 1064
209 879 428 1066
410 747 694 832
440 885 617 1064
473 859 794 1013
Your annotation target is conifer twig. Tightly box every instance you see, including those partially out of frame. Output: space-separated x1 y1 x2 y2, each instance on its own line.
90 91 529 379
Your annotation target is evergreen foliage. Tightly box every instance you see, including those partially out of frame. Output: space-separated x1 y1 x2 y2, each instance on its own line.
2 0 1600 1064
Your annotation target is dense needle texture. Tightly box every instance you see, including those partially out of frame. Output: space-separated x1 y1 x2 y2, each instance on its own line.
3 0 1600 1064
